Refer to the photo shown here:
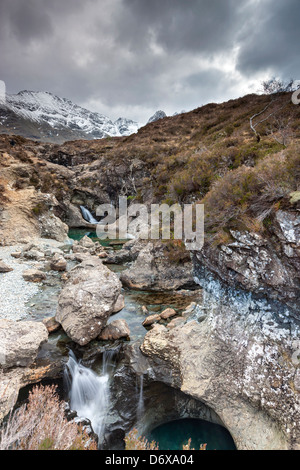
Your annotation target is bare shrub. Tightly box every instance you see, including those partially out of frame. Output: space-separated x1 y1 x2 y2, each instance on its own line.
124 428 207 451
0 385 97 450
124 428 159 450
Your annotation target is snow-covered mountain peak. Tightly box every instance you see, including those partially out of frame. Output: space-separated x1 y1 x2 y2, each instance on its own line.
0 90 140 142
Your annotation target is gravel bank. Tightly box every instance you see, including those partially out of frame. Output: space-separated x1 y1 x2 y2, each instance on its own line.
0 245 41 321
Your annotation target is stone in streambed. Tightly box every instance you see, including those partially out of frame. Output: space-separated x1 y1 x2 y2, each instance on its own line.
50 253 67 272
42 316 61 334
98 319 130 341
0 261 13 273
142 314 161 327
160 308 177 320
22 269 46 282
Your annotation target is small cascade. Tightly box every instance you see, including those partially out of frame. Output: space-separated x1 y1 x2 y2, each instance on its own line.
136 374 144 420
79 205 99 224
64 351 110 441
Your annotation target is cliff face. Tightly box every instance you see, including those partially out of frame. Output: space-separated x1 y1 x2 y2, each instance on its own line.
139 277 300 450
194 211 300 312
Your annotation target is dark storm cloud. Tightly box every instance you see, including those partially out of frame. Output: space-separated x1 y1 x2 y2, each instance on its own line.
117 0 239 53
0 0 299 122
236 0 300 78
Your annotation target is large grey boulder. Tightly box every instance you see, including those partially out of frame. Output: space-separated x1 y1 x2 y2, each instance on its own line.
0 319 48 370
120 241 196 291
56 257 122 345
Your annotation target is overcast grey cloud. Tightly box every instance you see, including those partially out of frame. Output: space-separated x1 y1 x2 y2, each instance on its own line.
0 0 299 123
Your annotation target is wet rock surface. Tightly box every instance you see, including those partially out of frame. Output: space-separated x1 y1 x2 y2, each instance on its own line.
194 213 300 311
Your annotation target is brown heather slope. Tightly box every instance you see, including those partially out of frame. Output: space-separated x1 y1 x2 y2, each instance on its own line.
0 90 299 248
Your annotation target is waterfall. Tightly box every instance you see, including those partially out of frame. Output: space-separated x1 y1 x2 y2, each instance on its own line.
80 205 99 224
64 351 110 441
136 374 144 420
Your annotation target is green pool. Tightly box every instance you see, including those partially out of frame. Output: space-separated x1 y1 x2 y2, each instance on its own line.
148 418 236 450
68 228 128 249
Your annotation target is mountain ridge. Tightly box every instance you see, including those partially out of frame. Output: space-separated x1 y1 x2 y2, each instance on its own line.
0 90 140 144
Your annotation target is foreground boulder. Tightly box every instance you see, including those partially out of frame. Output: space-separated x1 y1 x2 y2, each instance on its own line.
56 257 122 345
0 319 48 369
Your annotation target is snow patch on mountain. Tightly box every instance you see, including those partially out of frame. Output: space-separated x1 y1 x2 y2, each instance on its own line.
2 90 139 138
147 110 167 124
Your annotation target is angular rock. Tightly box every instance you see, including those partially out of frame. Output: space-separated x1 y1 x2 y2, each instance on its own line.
0 261 13 273
42 316 61 334
142 314 161 327
160 308 177 320
50 253 67 271
22 269 46 282
0 319 48 369
78 235 95 249
98 319 130 341
112 294 125 313
120 241 196 291
56 257 122 345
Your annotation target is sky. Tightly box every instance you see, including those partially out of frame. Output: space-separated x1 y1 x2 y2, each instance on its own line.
0 0 299 124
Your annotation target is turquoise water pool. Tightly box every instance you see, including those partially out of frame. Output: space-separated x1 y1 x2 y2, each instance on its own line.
148 418 236 450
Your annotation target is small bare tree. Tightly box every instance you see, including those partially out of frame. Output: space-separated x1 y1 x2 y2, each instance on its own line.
250 77 295 143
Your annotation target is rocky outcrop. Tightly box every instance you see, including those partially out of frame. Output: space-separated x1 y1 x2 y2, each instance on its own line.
0 319 49 422
138 279 300 450
194 210 300 311
120 241 197 291
104 239 144 265
0 187 69 246
56 257 122 345
0 319 48 369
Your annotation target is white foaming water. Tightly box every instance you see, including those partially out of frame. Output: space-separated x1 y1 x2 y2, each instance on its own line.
79 206 99 224
65 351 110 440
136 374 144 419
